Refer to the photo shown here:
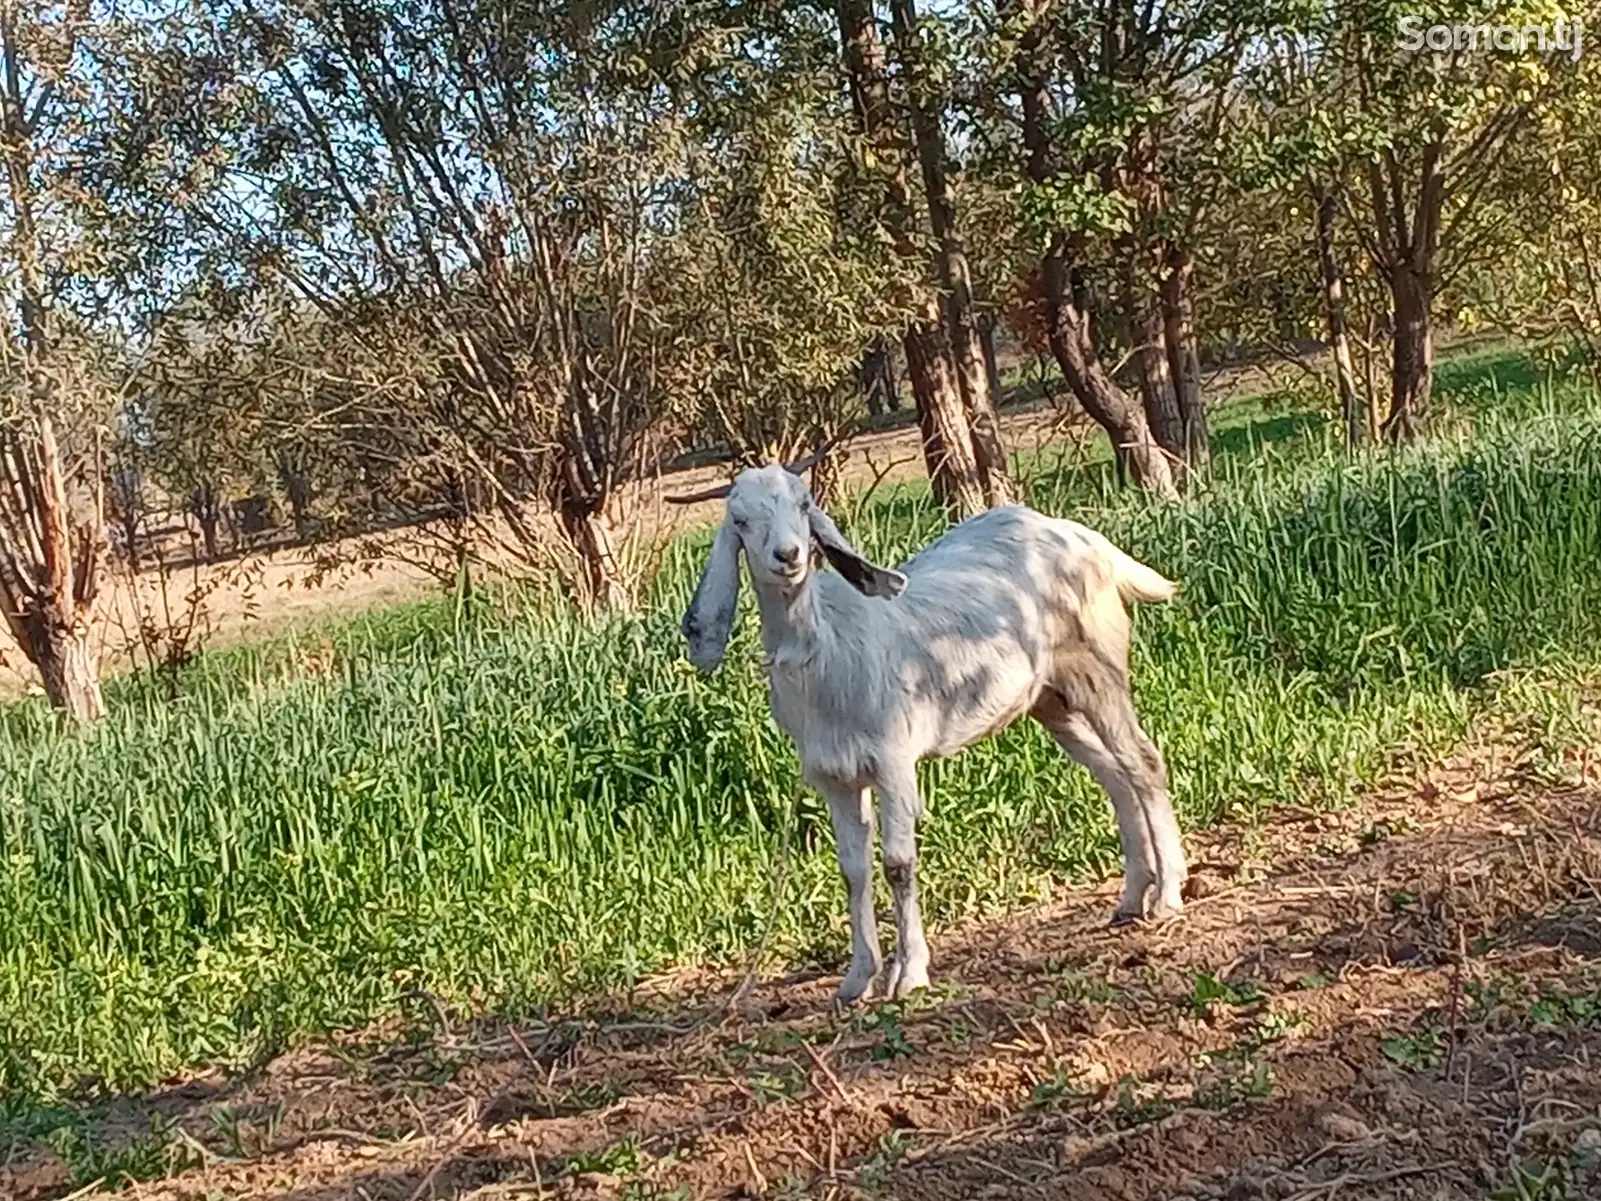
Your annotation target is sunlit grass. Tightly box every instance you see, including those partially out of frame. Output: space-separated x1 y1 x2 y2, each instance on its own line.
2 352 1599 1102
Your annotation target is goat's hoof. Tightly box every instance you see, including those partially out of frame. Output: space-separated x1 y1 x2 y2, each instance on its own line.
832 969 877 1010
1147 898 1185 923
883 957 930 1001
1110 899 1183 928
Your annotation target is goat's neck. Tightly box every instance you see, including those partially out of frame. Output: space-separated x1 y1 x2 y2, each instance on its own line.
752 574 823 667
752 570 870 674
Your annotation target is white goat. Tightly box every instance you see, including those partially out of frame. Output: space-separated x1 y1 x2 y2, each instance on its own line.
675 464 1187 1005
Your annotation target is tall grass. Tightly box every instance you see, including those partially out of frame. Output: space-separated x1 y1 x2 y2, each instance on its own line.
3 355 1600 1101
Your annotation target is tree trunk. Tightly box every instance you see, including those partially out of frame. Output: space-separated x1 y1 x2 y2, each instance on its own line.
1125 257 1186 485
190 484 222 561
1385 259 1433 442
0 420 107 723
943 295 1012 505
1363 311 1384 441
1312 185 1362 448
980 313 1004 405
277 452 315 540
118 509 141 571
555 487 627 610
199 512 219 562
858 336 896 418
288 493 312 541
888 0 1012 508
1159 244 1210 472
109 465 142 570
1039 240 1177 496
837 0 984 519
0 32 108 723
1012 8 1174 497
24 608 105 722
904 308 987 518
1366 144 1443 444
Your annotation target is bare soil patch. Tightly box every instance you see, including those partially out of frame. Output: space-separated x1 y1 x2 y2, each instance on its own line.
5 711 1599 1200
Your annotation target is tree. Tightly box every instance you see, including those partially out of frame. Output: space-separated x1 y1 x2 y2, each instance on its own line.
0 3 221 719
0 390 107 721
858 336 902 418
107 449 147 570
654 78 902 486
1474 59 1601 378
191 0 693 607
0 9 108 719
986 0 1178 495
836 0 997 519
1160 241 1210 468
1007 0 1264 485
1226 2 1566 442
1337 1 1556 440
1231 20 1380 446
1312 179 1368 445
140 296 280 564
887 0 1013 504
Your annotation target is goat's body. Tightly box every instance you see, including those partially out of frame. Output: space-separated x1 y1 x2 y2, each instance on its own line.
762 505 1168 782
682 469 1187 1006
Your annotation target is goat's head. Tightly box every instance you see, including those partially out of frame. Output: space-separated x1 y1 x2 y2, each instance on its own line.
674 464 906 672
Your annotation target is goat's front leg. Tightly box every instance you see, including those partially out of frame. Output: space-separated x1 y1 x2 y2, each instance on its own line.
820 783 881 1006
876 766 931 1000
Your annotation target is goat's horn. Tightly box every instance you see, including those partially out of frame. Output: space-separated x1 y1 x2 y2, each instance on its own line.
781 448 827 476
664 481 735 505
782 426 855 477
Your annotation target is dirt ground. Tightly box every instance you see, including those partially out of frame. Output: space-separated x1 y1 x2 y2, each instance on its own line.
4 706 1599 1200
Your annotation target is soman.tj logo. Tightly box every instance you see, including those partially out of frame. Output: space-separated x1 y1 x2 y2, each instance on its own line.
1398 15 1584 60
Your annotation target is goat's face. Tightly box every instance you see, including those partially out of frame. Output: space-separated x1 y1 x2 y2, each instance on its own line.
680 464 907 672
724 465 816 591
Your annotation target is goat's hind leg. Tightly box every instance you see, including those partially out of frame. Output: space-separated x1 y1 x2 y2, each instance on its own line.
1033 695 1156 922
1032 690 1185 923
819 781 882 1006
1120 720 1187 919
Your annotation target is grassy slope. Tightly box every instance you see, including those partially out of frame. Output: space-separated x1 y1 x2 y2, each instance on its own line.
3 348 1600 1103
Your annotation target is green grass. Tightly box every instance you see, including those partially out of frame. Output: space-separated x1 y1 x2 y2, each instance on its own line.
3 350 1601 1104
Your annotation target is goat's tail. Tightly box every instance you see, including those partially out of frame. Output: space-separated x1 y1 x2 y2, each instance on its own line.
1106 544 1177 605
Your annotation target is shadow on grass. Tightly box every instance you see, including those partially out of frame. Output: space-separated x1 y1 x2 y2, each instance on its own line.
1210 409 1326 460
1435 345 1544 399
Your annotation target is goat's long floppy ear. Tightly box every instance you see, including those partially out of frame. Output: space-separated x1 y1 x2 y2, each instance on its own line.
808 507 907 599
682 521 742 671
